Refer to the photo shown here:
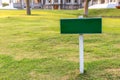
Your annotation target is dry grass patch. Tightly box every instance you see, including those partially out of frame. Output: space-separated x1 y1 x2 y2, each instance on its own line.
105 68 120 76
29 71 69 80
114 43 120 48
29 71 56 80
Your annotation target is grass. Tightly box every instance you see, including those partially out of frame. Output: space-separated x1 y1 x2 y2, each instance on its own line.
0 9 120 80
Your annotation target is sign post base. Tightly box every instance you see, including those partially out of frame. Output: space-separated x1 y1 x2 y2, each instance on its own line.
79 34 84 74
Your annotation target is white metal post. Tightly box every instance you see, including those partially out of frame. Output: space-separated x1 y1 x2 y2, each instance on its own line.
78 16 84 74
79 34 84 74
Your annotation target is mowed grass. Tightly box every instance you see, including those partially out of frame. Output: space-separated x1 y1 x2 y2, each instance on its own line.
0 9 120 80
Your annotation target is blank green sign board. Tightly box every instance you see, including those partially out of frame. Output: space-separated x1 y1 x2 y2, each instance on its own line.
60 18 102 34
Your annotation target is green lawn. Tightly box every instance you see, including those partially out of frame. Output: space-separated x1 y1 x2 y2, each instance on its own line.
0 9 120 80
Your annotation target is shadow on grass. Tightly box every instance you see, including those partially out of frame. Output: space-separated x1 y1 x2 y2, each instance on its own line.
70 70 92 80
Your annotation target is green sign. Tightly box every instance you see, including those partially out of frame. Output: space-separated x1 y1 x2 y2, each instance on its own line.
60 18 102 34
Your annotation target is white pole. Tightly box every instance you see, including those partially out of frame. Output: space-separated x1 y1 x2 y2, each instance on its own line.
78 16 84 74
79 34 84 74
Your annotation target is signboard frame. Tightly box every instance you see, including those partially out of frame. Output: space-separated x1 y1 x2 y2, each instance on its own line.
60 18 102 34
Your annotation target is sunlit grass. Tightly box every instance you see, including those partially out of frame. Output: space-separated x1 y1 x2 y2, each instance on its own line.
0 9 120 80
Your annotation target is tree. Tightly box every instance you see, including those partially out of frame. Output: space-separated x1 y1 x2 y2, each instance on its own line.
26 0 31 15
84 0 91 17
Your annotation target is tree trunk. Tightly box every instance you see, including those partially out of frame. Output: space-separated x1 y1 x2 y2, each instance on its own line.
84 0 89 17
26 0 31 15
